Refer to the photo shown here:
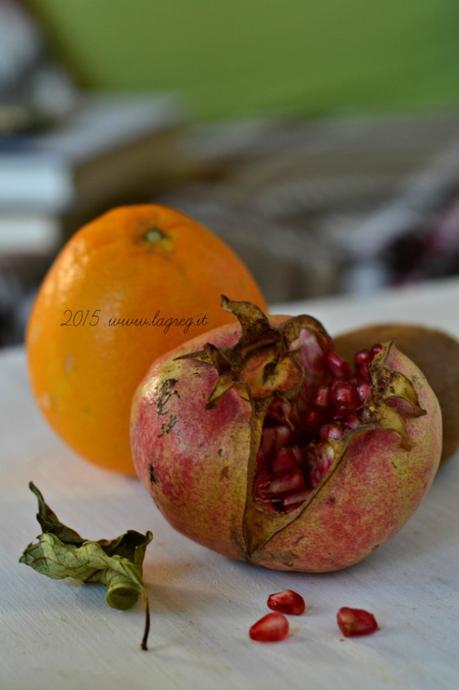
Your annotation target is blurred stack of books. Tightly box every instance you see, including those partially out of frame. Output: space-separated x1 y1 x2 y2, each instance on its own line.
160 115 459 303
0 93 187 253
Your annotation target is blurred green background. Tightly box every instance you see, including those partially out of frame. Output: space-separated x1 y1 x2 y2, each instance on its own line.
29 0 459 120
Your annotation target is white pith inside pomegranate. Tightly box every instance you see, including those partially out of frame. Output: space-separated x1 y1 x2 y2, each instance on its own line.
131 297 442 572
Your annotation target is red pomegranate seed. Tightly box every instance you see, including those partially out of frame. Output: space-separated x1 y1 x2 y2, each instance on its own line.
267 397 292 423
283 489 311 507
336 607 379 637
357 362 371 383
354 349 370 367
261 428 275 457
320 422 343 441
310 444 334 486
314 385 330 408
274 425 292 449
331 382 359 410
343 414 360 429
269 468 305 495
249 612 289 642
267 589 307 615
303 407 324 431
290 446 303 463
370 343 383 359
356 382 371 402
325 351 351 379
272 447 297 475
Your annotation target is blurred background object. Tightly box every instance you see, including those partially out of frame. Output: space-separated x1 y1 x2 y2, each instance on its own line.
1 0 459 346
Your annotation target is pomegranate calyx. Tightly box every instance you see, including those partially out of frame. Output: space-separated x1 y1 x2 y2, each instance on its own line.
176 295 329 405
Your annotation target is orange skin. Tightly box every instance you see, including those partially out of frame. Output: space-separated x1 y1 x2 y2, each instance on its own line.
131 319 442 573
26 205 266 475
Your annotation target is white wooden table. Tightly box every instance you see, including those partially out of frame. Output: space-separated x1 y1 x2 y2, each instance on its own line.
1 277 459 690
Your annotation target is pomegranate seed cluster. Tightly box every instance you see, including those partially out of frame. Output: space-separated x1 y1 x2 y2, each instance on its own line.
254 345 383 513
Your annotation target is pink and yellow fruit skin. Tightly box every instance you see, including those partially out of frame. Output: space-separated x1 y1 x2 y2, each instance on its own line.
131 321 442 573
131 323 250 559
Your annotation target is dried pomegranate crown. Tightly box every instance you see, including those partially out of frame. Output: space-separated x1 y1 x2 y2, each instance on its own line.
179 296 426 556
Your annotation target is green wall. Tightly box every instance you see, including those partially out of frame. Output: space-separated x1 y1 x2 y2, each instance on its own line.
30 0 459 120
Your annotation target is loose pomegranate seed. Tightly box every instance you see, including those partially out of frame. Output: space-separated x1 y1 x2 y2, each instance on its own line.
325 351 351 379
272 447 297 475
314 385 330 408
269 468 305 496
267 589 307 615
370 343 383 359
336 607 379 637
356 382 371 402
354 349 370 367
320 423 343 441
249 612 289 642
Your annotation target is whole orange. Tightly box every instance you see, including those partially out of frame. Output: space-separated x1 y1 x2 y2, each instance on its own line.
26 205 266 474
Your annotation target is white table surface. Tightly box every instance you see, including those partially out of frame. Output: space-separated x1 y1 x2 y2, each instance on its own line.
1 277 459 690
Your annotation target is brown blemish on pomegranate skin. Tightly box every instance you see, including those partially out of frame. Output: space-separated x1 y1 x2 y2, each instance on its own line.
220 466 230 480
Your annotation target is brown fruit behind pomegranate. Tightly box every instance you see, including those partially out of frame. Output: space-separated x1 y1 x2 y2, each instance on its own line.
131 298 442 573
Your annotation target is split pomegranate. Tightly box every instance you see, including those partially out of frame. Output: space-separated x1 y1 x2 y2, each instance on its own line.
249 612 289 642
267 589 306 615
131 297 442 572
337 607 379 637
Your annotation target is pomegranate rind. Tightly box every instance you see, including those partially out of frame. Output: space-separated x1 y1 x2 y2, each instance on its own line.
131 322 251 558
131 309 442 572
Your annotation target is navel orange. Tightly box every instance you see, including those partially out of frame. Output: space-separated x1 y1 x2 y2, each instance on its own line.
26 205 266 474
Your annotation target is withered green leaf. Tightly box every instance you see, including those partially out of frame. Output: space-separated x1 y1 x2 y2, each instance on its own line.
20 482 153 650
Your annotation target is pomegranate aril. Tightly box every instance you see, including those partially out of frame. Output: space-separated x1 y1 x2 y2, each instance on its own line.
356 382 371 402
274 425 292 450
357 362 371 383
249 612 289 642
261 428 276 457
267 397 292 423
269 468 305 496
325 351 351 379
370 343 383 359
267 589 307 615
343 414 361 429
314 385 330 408
331 382 359 410
282 489 311 508
320 423 343 441
272 447 297 475
336 607 379 637
310 444 334 486
303 408 324 432
354 349 370 367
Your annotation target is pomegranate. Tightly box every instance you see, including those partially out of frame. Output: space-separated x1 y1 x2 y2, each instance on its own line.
249 612 289 642
131 297 442 572
337 607 379 637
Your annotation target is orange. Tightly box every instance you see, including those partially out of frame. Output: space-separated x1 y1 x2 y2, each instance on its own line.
26 205 266 474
